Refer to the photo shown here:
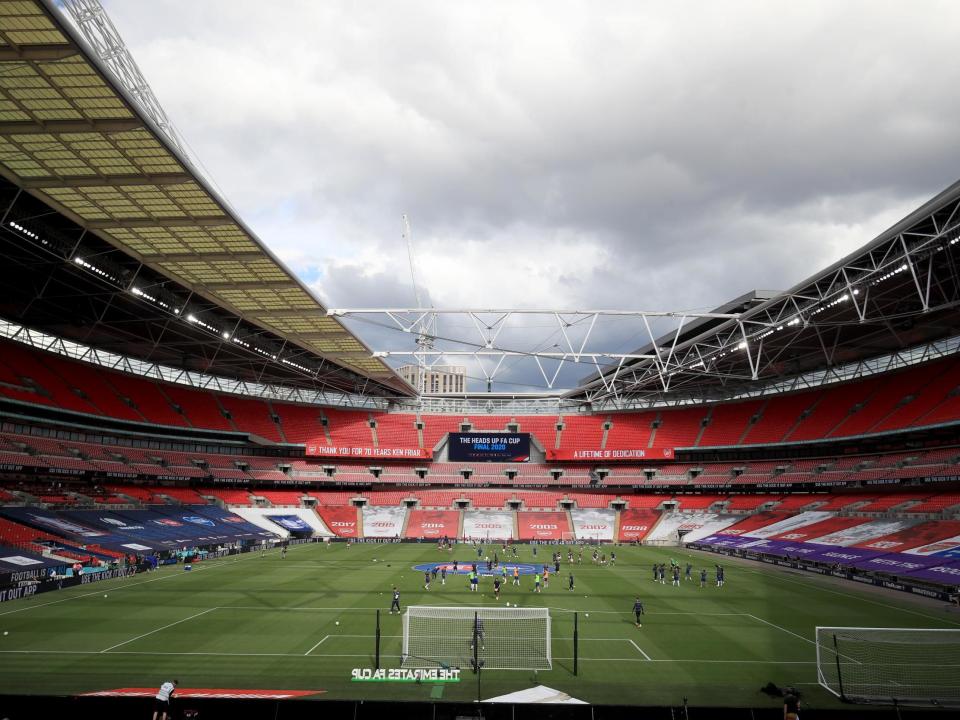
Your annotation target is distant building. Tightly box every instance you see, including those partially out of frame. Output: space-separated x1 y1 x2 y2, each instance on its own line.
398 364 466 394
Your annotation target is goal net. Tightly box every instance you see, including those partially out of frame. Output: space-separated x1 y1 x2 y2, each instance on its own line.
816 627 960 707
402 606 551 670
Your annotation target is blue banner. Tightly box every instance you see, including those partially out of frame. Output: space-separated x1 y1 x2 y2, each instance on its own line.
448 433 530 462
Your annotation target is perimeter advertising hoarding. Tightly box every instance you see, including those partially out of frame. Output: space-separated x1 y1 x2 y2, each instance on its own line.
448 433 530 462
546 447 674 461
305 442 430 459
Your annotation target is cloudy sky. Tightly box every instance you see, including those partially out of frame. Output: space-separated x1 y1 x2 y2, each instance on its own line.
97 1 960 391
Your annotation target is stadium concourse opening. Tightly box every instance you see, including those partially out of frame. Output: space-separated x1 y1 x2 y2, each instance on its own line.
1 0 960 718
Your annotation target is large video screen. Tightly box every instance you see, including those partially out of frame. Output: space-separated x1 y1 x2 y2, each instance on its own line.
448 432 530 462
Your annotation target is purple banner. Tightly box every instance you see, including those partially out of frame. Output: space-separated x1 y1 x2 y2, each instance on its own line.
851 553 957 574
800 545 887 564
701 535 889 563
901 562 960 584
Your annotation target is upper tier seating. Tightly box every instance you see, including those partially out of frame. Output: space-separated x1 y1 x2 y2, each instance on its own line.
162 386 233 432
604 412 656 450
370 412 420 449
558 415 605 450
1 339 959 450
324 408 374 447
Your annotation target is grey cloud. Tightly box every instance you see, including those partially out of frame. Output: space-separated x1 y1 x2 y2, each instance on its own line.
98 1 960 390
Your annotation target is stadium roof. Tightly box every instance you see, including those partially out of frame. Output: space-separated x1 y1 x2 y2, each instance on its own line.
572 178 960 406
0 0 412 397
0 1 956 409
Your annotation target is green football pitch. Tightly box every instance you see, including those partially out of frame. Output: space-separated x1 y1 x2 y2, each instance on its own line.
0 541 957 708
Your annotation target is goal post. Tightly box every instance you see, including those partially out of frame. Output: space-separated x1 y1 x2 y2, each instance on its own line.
816 626 960 707
402 606 552 670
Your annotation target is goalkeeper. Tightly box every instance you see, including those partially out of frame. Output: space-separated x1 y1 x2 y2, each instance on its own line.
470 616 486 651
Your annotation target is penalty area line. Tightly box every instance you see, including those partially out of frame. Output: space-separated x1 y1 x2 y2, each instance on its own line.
745 613 816 647
726 563 960 627
100 607 218 653
628 639 652 660
304 636 329 656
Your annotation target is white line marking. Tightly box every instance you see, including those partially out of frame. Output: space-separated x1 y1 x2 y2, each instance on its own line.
745 613 816 647
747 569 960 626
219 605 751 617
546 606 748 616
0 649 821 663
304 635 329 656
687 550 960 627
100 607 218 653
219 606 389 612
0 542 314 618
628 639 651 660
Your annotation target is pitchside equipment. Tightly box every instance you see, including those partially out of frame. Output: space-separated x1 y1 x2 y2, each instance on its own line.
402 606 552 670
816 627 960 707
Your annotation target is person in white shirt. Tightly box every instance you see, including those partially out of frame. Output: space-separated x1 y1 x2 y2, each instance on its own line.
152 679 177 720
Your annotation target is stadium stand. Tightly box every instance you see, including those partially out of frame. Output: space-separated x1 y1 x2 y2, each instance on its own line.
420 414 463 450
741 394 816 445
557 415 606 449
158 488 211 504
674 495 725 510
605 411 657 449
325 408 375 446
105 373 188 427
370 412 420 448
2 338 960 453
513 415 560 449
275 403 326 444
0 342 99 415
618 508 660 541
59 362 145 423
652 407 704 448
206 489 254 505
217 395 282 442
162 385 234 432
697 399 763 446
